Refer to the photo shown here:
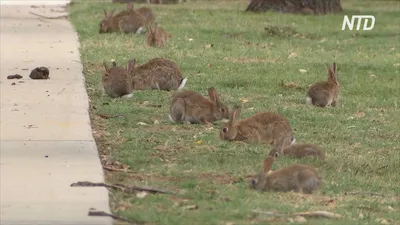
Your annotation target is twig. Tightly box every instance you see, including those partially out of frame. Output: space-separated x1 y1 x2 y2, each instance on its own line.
103 165 133 173
70 181 177 195
88 210 143 225
252 210 342 219
252 210 285 217
345 191 386 197
116 183 177 195
294 211 342 219
29 11 68 19
70 181 125 192
97 113 126 119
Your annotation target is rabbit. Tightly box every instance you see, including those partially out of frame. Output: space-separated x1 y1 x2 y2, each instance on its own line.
251 155 323 194
306 62 340 107
128 58 187 91
268 143 325 160
135 6 155 26
146 23 171 47
169 87 230 124
102 61 133 98
99 3 144 34
219 106 295 149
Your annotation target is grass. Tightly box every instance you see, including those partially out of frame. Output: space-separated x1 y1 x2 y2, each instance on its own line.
69 0 400 224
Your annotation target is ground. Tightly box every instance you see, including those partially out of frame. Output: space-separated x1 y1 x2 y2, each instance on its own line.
68 0 400 224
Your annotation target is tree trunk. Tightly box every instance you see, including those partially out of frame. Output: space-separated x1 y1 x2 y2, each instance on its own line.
245 0 343 15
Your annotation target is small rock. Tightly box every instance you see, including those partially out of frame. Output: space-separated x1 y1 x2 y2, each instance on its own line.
11 82 16 85
7 74 23 79
381 219 390 225
29 67 50 80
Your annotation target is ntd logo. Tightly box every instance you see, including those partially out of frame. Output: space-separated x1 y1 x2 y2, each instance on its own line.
342 15 376 31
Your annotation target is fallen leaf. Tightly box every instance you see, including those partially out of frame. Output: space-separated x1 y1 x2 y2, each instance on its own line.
387 206 394 211
187 38 193 41
115 202 132 211
207 64 212 68
225 222 234 225
240 98 249 103
355 111 365 118
205 126 214 131
182 204 198 210
288 52 298 58
205 44 213 48
380 219 390 225
154 120 160 125
136 191 148 199
195 140 202 145
137 122 148 126
280 80 298 88
294 216 307 223
299 69 307 73
370 74 377 79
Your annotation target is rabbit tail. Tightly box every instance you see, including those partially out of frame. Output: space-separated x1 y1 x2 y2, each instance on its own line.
177 78 187 90
121 93 133 99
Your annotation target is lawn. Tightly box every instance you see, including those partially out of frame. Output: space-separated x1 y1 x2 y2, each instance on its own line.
68 0 400 224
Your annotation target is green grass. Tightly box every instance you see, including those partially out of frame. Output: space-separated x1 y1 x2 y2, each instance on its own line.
69 0 400 224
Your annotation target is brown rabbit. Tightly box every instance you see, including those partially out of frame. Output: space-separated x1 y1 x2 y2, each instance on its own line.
102 61 133 98
268 143 325 160
251 155 323 194
220 106 295 149
146 23 171 47
169 87 230 124
129 58 187 91
99 3 145 34
306 62 340 107
135 6 155 26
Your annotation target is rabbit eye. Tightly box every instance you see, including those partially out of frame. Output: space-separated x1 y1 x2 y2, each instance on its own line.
251 179 257 187
222 127 228 133
221 108 225 113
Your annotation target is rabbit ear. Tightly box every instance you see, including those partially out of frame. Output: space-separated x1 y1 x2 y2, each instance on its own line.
263 156 274 174
332 62 337 74
127 3 133 10
127 59 136 74
230 105 241 123
109 9 115 18
326 62 337 83
208 87 220 104
103 9 108 18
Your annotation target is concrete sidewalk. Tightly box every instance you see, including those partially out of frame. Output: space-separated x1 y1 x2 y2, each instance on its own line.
0 2 112 225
